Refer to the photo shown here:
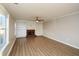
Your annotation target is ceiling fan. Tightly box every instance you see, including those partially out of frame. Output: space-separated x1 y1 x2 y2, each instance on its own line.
33 16 44 23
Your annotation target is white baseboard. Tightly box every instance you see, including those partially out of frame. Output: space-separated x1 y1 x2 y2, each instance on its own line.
7 39 16 56
43 35 79 49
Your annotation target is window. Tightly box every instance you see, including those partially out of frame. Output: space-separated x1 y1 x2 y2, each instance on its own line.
0 14 6 50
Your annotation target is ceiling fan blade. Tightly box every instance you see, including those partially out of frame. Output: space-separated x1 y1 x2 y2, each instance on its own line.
30 16 44 22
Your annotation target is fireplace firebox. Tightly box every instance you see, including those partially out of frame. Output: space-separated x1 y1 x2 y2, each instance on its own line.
26 29 36 37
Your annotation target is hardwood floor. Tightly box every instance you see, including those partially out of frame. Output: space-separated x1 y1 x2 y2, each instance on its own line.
10 36 79 56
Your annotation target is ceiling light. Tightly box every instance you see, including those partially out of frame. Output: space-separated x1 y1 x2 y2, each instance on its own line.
36 20 39 23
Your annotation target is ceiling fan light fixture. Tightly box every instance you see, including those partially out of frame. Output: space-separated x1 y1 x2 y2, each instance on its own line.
14 3 19 5
36 20 39 22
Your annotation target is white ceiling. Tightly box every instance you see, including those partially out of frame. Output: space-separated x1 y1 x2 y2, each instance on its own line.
2 3 79 21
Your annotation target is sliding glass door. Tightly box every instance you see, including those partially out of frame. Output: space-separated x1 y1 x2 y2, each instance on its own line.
0 14 6 50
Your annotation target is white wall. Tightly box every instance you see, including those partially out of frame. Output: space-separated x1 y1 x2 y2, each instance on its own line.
35 22 43 36
16 20 27 38
43 13 79 49
0 4 16 56
16 20 43 38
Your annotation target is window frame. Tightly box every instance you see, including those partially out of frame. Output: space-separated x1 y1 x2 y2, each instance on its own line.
0 13 9 52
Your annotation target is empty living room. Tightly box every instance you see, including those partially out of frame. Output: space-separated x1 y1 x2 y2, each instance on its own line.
0 3 79 56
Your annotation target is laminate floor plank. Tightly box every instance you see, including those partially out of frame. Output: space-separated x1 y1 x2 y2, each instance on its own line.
10 36 79 56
